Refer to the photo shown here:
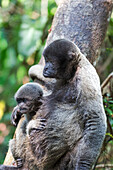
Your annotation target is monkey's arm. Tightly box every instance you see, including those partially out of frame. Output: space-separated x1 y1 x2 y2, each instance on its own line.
5 118 45 170
0 118 26 170
74 111 106 170
28 64 56 92
8 120 27 169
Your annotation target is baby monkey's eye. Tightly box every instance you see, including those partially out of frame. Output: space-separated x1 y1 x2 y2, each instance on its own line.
16 98 28 104
16 98 22 104
22 98 27 103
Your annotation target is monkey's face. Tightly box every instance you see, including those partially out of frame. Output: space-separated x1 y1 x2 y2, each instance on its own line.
15 83 43 114
17 98 35 114
43 53 75 80
43 39 80 80
11 98 38 126
43 57 62 78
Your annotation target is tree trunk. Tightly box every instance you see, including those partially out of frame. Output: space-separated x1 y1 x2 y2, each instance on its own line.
40 0 113 64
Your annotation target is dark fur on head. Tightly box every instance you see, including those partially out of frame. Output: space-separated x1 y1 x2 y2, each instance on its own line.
43 39 81 80
15 82 43 101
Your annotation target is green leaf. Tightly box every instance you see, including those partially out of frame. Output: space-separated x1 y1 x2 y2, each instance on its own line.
17 66 27 83
106 133 113 139
18 24 42 57
3 48 16 68
103 98 108 103
0 38 8 51
109 100 113 104
110 119 113 127
105 107 113 115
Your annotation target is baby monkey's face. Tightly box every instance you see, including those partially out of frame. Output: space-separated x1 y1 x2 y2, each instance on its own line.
11 98 37 126
16 97 36 114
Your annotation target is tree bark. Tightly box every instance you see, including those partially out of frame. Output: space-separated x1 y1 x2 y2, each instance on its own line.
40 0 113 64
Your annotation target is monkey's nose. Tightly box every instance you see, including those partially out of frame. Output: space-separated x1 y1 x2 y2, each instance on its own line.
44 66 48 71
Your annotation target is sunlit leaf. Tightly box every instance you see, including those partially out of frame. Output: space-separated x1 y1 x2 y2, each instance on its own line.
106 133 113 139
105 107 113 115
18 54 24 62
1 0 9 8
50 7 57 15
0 101 5 120
109 100 113 104
0 38 8 51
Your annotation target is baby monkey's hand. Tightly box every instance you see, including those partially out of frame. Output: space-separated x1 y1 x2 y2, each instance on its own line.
11 106 22 126
27 118 46 136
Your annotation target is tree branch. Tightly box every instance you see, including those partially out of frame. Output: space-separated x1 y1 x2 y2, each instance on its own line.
96 164 113 169
101 72 113 92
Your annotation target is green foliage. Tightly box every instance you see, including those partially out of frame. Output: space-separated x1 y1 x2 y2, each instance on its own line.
104 97 113 116
0 0 57 164
18 16 44 57
104 96 113 128
107 13 113 36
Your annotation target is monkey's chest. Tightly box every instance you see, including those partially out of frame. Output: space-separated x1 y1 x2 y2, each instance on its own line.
30 103 83 168
38 103 82 149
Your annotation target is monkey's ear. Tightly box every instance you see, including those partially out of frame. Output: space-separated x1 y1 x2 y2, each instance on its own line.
68 51 76 60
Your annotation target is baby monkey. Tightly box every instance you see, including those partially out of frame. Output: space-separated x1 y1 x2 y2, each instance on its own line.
11 82 43 127
0 83 45 170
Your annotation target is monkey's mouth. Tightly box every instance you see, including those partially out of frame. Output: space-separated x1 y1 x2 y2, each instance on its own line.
20 107 29 113
43 72 54 78
43 72 49 77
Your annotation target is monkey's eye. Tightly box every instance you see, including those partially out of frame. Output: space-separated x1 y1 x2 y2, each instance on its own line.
16 98 22 104
45 58 49 63
22 98 27 103
16 98 27 104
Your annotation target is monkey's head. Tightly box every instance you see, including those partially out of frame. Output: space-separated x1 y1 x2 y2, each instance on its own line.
15 83 43 114
43 39 81 80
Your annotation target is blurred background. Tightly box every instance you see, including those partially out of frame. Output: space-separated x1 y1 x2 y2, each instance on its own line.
0 0 57 163
0 0 113 167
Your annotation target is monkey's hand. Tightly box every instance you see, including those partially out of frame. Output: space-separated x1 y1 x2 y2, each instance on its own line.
16 158 23 168
26 118 46 136
11 106 22 126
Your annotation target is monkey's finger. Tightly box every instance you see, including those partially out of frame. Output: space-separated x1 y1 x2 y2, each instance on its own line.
11 113 17 122
40 124 46 128
11 113 15 121
11 114 17 125
12 106 19 112
14 114 17 120
40 122 46 126
16 158 23 168
37 118 46 122
36 126 45 130
32 126 45 131
12 120 17 127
